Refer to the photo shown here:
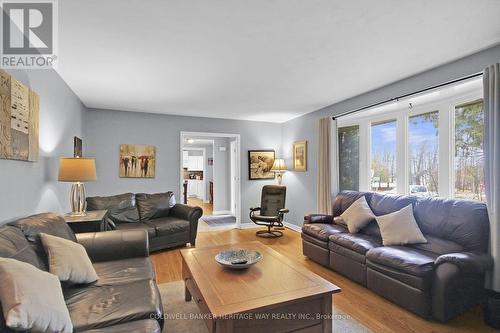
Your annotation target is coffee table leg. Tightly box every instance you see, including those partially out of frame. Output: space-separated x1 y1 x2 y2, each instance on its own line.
322 294 332 333
215 319 234 333
185 281 192 302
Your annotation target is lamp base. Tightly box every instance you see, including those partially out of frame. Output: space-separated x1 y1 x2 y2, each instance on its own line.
276 173 283 185
70 182 87 216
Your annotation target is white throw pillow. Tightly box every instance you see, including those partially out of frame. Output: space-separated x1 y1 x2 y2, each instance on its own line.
0 258 73 333
340 196 376 233
40 233 98 284
375 204 427 246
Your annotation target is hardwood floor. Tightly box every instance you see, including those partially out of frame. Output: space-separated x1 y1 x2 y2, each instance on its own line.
150 227 494 333
187 197 213 215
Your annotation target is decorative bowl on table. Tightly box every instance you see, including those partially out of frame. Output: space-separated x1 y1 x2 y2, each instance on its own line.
215 249 263 269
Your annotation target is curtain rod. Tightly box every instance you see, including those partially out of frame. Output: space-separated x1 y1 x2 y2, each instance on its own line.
331 72 483 120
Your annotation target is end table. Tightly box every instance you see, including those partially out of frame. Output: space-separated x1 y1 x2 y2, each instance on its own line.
64 210 108 233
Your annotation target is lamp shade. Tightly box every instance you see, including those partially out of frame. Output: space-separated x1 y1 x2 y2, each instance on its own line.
58 158 97 182
271 158 287 172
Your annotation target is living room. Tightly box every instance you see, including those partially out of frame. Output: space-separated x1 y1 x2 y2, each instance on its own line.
0 1 499 332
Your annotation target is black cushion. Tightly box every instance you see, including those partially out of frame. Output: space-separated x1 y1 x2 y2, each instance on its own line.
413 197 490 252
77 320 161 333
368 192 417 216
87 193 140 223
93 257 155 286
0 225 44 269
367 246 438 278
332 191 373 216
114 222 156 238
329 233 382 255
260 185 286 216
65 280 163 332
9 212 76 270
136 192 176 220
146 217 189 237
302 223 346 242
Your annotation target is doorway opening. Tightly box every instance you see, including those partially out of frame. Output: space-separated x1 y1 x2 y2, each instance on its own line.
180 132 241 230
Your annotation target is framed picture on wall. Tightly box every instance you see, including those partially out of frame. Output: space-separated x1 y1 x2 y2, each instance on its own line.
119 144 156 178
248 150 275 180
74 136 82 157
293 140 307 171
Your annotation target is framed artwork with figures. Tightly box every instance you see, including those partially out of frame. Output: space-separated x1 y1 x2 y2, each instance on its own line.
248 150 275 180
293 140 307 171
119 144 156 178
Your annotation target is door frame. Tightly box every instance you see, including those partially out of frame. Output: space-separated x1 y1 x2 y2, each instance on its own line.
180 131 241 227
182 147 206 202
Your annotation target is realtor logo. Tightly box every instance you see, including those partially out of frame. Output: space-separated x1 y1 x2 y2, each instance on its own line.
0 0 57 68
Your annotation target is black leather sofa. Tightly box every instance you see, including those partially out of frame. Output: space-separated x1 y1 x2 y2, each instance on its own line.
86 192 203 252
302 190 493 322
0 212 164 332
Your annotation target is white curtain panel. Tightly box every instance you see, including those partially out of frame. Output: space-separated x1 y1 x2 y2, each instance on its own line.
317 117 332 215
484 63 500 292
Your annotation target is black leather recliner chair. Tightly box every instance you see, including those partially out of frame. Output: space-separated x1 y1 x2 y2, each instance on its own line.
250 185 289 237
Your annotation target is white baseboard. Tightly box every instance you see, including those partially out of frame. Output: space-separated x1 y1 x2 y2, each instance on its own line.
212 210 232 215
283 222 301 232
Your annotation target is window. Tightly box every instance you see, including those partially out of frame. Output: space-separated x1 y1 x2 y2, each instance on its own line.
338 126 359 191
371 120 396 193
454 100 485 201
335 77 484 201
408 111 439 197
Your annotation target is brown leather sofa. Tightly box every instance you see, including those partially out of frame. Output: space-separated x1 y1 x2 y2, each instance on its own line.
0 212 164 332
86 192 203 251
302 190 493 322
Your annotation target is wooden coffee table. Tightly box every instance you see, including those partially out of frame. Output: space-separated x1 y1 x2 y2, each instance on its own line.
181 241 340 333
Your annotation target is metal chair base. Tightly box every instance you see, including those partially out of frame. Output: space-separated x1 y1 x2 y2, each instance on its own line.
256 226 283 238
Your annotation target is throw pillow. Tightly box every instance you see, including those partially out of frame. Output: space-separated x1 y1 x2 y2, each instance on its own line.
0 258 73 333
40 233 98 284
375 204 427 246
340 196 376 233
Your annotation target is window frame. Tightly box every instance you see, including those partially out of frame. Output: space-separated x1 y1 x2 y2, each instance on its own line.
336 87 483 200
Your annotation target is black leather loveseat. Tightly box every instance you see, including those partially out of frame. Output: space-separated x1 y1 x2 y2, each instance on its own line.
302 191 492 322
87 192 203 252
0 212 164 332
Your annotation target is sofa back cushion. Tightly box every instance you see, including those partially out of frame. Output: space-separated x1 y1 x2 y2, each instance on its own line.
368 192 417 216
136 192 176 220
0 226 43 269
332 191 373 217
8 213 76 270
86 193 140 223
413 197 489 252
334 191 490 253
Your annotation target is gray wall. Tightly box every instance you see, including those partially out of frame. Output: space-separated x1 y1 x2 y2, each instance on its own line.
282 44 500 227
0 69 86 221
85 109 282 224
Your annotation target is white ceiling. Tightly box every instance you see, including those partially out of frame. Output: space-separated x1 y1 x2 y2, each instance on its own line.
57 1 500 123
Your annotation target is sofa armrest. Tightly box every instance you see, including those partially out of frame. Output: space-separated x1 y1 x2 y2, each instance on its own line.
170 204 203 246
435 252 493 275
76 229 149 262
304 214 333 224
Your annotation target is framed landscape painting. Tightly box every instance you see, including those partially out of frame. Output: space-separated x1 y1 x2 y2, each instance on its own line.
293 140 307 171
119 144 156 178
248 150 275 180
